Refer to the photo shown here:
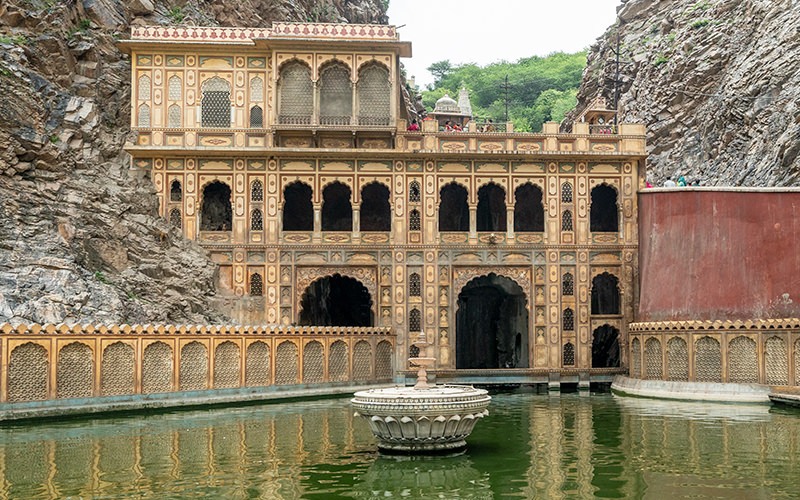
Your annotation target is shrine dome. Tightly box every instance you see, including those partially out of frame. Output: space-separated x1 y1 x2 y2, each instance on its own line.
434 94 459 113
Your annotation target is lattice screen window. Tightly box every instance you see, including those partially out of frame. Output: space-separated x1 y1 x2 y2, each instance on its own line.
138 74 151 100
353 340 372 380
180 341 208 391
275 341 298 385
245 341 270 387
561 210 573 231
201 77 231 128
251 208 263 231
562 273 574 295
409 273 421 297
303 341 324 383
57 342 93 399
101 342 135 396
563 342 575 366
561 182 573 203
142 341 173 394
409 181 421 203
250 272 263 296
168 104 181 128
695 336 722 382
563 308 574 330
645 337 662 379
765 336 788 386
409 209 421 231
410 344 420 358
666 336 689 381
170 180 182 202
375 341 392 379
320 63 352 125
138 104 150 127
169 208 181 229
631 337 642 378
214 341 240 390
249 76 263 102
250 105 263 128
357 64 391 126
329 340 348 382
278 62 312 125
8 342 48 402
728 336 758 383
409 308 421 332
251 180 263 201
168 75 181 101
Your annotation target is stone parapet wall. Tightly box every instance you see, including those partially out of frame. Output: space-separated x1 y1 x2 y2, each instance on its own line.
0 323 394 408
628 319 800 387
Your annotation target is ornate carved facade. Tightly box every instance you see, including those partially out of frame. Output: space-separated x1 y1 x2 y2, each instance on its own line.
120 23 647 373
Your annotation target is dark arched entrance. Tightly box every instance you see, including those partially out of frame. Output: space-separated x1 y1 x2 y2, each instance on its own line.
456 273 529 369
200 181 232 231
590 184 618 232
591 272 620 315
298 274 373 326
592 324 620 367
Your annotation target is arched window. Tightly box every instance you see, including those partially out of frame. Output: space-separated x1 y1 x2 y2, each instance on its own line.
138 74 151 100
477 183 506 232
168 75 181 101
561 182 573 203
250 105 263 128
563 342 575 366
201 77 231 128
562 273 574 296
169 208 181 229
409 273 421 297
250 273 263 296
514 183 544 232
137 104 150 127
249 76 263 102
590 184 619 232
409 308 421 332
357 64 391 126
439 183 469 231
409 181 421 203
168 104 181 128
591 272 620 315
322 182 352 231
283 181 313 231
320 62 352 125
278 61 312 125
170 180 182 202
200 181 232 231
409 209 421 231
251 208 263 231
360 182 390 232
561 210 573 231
563 308 574 331
251 180 263 202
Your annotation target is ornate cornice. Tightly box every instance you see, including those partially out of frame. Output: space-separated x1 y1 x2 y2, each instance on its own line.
629 318 800 332
0 323 394 337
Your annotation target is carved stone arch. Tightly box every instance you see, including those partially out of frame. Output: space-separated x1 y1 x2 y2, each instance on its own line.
355 58 391 78
319 58 354 78
437 178 470 203
294 266 377 322
277 57 312 76
452 267 531 309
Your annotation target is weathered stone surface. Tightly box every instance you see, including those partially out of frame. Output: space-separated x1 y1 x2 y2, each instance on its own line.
565 0 800 187
0 0 389 325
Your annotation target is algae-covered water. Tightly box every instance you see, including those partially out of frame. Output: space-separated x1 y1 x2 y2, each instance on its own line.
1 391 799 499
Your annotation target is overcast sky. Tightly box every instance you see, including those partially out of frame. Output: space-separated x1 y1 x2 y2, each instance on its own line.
387 0 621 88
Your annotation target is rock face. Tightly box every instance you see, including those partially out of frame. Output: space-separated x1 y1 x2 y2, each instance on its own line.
0 0 387 325
565 0 800 186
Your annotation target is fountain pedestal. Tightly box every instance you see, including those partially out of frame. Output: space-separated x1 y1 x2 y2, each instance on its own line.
352 338 490 453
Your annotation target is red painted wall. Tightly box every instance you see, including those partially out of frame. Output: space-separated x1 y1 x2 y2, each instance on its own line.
638 189 800 321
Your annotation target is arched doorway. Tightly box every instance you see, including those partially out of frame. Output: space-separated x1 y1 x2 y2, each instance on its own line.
298 274 373 326
200 181 232 231
477 183 506 232
592 324 620 368
591 272 620 315
456 273 529 369
590 184 619 232
439 182 469 231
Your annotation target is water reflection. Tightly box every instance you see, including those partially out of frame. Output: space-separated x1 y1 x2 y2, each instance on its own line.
0 393 797 499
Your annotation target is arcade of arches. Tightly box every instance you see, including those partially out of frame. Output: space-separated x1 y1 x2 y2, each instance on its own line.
298 274 373 327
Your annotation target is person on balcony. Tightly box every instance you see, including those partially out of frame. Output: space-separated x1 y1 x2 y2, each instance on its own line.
407 119 419 131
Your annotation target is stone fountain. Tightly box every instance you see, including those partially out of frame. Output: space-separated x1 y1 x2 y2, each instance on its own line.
352 334 491 453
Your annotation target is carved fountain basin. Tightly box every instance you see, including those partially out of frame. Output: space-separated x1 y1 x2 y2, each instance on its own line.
352 384 491 453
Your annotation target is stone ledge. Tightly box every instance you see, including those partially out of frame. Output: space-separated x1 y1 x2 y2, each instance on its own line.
629 318 800 332
611 375 771 403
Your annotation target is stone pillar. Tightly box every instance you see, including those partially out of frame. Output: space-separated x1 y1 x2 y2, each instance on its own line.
312 79 319 125
313 203 322 243
506 206 515 242
469 204 477 244
352 207 360 243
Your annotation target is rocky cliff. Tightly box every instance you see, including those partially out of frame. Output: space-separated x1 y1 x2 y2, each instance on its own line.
0 0 387 325
566 0 800 187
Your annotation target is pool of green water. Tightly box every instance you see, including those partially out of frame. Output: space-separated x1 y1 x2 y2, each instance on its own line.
1 391 799 499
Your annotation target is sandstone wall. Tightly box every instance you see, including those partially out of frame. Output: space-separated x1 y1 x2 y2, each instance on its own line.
565 0 800 187
0 0 387 325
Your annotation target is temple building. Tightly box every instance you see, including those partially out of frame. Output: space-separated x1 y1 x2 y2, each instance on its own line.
119 23 647 380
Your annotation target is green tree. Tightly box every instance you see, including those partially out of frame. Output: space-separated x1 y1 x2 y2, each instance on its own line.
426 60 453 87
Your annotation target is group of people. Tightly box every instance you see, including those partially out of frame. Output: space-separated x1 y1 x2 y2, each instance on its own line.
657 176 700 187
405 118 496 132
